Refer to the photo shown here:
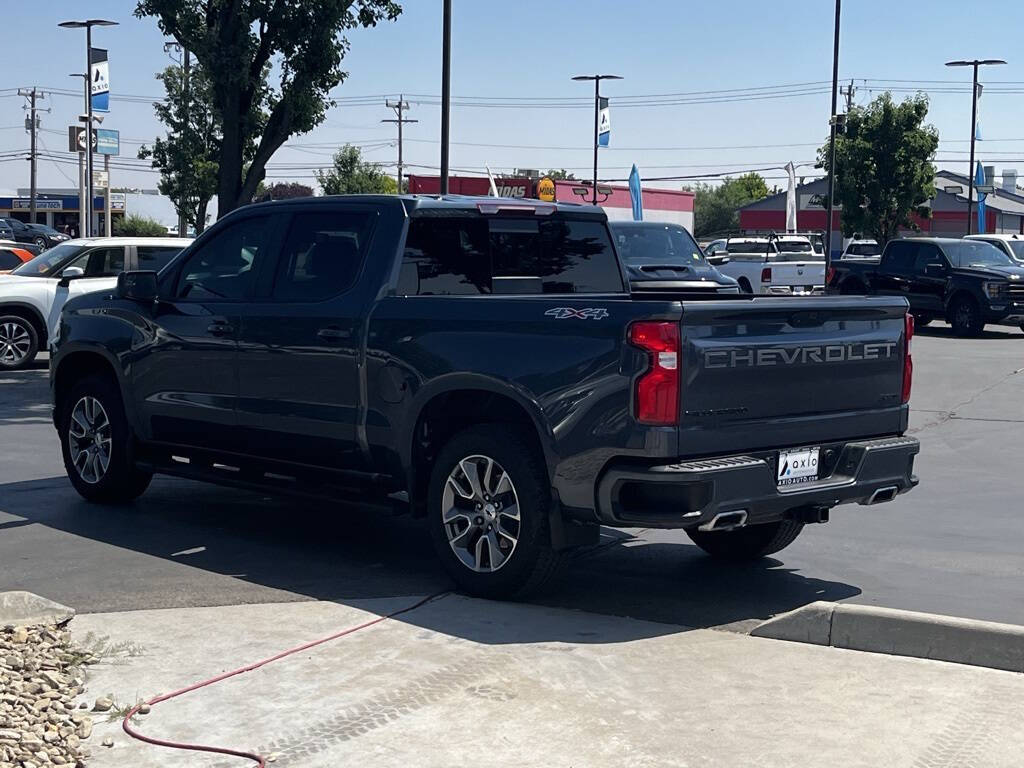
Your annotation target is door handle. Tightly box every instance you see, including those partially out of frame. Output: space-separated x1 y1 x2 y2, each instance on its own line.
207 321 234 336
317 326 351 341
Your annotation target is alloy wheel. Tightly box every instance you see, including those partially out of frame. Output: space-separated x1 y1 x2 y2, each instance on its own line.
67 396 112 484
0 321 32 366
442 454 521 573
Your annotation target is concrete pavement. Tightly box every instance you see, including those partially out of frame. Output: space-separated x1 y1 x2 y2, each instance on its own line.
73 596 1024 768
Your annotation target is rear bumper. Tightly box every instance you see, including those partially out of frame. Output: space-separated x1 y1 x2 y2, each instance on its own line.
595 435 919 529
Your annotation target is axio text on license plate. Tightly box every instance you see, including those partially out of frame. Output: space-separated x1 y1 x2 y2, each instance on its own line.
777 447 820 486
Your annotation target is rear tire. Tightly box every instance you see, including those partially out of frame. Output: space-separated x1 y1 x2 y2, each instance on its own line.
0 315 38 370
427 425 564 599
912 313 933 328
59 373 152 504
949 295 983 337
686 519 805 561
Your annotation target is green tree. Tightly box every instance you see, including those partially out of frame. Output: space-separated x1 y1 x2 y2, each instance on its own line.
818 92 938 245
114 215 168 237
254 181 315 202
138 62 247 234
691 173 770 237
543 169 576 180
135 0 402 218
316 145 397 195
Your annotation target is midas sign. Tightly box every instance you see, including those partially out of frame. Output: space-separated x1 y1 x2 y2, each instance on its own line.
537 177 556 202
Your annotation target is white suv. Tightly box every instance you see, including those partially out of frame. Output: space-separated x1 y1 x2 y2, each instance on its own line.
0 237 191 369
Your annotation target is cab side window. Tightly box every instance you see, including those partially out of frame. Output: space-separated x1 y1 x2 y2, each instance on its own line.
61 246 125 277
177 217 271 300
271 211 374 301
913 245 945 272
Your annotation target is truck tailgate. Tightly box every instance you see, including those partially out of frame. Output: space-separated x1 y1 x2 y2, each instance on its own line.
678 296 909 456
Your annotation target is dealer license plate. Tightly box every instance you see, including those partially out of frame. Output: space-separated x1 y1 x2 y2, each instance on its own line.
777 446 820 487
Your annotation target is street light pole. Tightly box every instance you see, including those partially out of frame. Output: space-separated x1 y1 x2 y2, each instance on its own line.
946 58 1007 235
824 0 841 270
572 74 622 205
439 0 451 195
60 18 118 237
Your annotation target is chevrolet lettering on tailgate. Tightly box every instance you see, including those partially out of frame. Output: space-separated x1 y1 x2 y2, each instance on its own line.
704 342 898 369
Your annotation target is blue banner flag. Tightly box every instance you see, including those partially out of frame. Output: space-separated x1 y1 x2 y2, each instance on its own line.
976 161 987 233
90 48 109 113
629 164 643 221
598 97 610 147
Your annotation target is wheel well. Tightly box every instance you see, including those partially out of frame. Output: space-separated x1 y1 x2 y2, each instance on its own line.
409 389 548 515
946 290 978 317
0 305 47 347
737 277 752 292
54 352 119 414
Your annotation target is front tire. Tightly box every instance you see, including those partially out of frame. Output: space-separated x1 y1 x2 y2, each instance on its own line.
427 425 563 599
33 236 46 250
0 315 38 370
59 374 152 503
686 519 805 561
949 295 983 337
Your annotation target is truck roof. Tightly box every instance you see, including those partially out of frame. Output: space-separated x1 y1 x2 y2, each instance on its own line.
241 194 607 218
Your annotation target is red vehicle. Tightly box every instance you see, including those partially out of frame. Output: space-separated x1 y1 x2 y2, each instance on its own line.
0 243 35 274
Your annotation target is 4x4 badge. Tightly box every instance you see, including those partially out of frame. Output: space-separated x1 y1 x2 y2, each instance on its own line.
544 307 609 320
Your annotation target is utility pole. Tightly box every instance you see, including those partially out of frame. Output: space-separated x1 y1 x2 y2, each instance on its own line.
382 96 417 194
18 88 46 224
840 79 856 112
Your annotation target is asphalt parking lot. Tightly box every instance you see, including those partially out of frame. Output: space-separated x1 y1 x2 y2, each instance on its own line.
1 323 1022 631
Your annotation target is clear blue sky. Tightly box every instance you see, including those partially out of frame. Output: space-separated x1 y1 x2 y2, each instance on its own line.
2 0 1023 192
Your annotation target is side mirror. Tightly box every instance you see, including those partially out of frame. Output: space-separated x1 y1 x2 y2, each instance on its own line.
707 255 730 266
116 270 159 302
57 266 85 287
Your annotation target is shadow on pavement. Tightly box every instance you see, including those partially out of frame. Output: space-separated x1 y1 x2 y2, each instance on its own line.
915 324 1021 340
0 469 861 644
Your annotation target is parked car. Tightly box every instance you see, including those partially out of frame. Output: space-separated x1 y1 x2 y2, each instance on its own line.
0 218 70 250
0 244 36 274
841 239 882 259
964 233 1024 264
51 195 919 598
717 235 826 295
0 237 190 369
609 221 739 297
827 237 1024 336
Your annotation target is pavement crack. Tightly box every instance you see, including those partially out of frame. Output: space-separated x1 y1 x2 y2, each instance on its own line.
909 367 1023 434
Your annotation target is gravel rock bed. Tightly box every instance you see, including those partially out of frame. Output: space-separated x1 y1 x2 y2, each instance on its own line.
0 624 92 768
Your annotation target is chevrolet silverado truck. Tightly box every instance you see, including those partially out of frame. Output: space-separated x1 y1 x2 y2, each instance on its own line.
50 195 919 598
827 236 1024 336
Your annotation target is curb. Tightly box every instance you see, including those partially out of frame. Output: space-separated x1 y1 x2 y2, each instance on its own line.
751 601 1024 673
0 590 75 627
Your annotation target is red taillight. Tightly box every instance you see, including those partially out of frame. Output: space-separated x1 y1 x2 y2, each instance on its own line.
902 313 914 404
761 267 772 283
826 265 836 285
629 321 680 425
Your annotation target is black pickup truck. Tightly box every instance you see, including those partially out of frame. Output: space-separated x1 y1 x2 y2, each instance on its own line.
50 195 919 598
828 237 1024 336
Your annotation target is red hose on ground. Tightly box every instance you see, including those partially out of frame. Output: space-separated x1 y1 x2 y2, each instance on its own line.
121 591 450 767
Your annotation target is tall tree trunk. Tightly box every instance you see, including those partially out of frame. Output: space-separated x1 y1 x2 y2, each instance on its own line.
194 198 209 234
217 94 245 217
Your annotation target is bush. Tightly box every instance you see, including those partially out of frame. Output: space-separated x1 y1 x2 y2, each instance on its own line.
113 215 168 237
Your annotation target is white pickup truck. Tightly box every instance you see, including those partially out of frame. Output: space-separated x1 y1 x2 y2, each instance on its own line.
717 235 826 295
0 237 190 369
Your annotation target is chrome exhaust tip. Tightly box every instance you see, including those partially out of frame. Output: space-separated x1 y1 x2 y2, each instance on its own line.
698 510 748 532
865 486 899 505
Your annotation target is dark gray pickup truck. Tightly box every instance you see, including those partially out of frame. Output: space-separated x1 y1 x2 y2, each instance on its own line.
50 195 919 598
